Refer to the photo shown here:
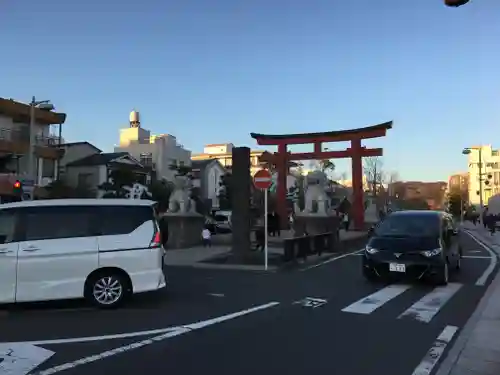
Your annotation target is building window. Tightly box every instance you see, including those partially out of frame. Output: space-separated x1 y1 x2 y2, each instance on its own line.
492 150 499 157
140 153 153 167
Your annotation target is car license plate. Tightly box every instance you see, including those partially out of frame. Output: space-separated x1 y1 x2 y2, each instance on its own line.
389 263 406 272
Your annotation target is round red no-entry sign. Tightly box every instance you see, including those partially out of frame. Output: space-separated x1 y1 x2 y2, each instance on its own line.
254 169 272 189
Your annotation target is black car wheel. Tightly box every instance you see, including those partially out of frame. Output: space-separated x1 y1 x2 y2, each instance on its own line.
435 262 449 285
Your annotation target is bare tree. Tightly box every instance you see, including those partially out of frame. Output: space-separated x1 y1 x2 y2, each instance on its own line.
363 157 384 197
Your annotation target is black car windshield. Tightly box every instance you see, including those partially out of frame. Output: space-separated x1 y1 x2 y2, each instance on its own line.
374 214 440 237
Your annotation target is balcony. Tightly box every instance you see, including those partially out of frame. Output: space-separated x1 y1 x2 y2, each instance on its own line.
0 128 63 159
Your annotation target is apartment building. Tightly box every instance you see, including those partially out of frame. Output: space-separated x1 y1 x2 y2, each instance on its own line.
114 111 191 181
191 143 264 176
0 97 66 195
466 145 500 207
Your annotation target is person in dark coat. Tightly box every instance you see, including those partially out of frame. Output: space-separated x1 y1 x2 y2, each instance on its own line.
274 211 281 237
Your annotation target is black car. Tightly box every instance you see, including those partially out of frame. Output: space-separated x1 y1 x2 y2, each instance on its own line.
363 210 461 285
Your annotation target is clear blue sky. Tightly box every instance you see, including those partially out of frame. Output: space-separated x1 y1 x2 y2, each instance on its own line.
2 0 499 182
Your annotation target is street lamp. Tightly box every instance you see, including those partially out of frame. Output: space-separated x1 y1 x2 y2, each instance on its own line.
463 147 483 210
28 96 55 182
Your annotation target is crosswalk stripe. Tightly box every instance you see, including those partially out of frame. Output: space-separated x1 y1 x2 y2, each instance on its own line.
341 284 411 314
398 283 462 323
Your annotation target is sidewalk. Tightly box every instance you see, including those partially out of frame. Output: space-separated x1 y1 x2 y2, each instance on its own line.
437 224 500 375
164 229 366 271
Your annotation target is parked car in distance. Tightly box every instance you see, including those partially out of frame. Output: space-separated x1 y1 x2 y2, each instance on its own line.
363 210 461 285
213 210 232 233
0 199 166 308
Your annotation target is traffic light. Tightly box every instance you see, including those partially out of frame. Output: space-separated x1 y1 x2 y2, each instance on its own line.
13 180 23 196
444 0 470 6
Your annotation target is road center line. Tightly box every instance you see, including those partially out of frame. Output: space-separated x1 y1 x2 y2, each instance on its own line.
411 325 458 375
463 230 498 286
301 248 364 271
462 255 492 259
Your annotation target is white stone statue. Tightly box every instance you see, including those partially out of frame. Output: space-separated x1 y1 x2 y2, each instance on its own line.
124 183 152 200
168 175 197 214
303 170 331 214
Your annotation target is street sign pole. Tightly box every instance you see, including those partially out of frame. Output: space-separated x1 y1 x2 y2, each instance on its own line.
264 187 268 271
253 169 273 271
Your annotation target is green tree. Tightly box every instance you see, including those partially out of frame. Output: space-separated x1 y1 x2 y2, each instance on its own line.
99 168 139 198
148 180 174 209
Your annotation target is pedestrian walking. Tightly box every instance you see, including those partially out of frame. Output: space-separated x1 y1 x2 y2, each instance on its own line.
343 212 350 231
202 226 212 247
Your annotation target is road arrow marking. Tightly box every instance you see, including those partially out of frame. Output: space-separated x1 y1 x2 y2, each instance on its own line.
0 343 54 375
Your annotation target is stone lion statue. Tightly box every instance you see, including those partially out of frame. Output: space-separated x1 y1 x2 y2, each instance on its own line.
303 170 330 214
168 175 197 214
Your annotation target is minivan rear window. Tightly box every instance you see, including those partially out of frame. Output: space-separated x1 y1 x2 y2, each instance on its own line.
97 205 155 236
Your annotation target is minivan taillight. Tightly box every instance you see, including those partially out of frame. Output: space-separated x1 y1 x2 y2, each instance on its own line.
150 231 161 248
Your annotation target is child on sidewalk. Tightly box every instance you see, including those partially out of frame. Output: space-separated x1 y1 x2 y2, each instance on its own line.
202 226 212 247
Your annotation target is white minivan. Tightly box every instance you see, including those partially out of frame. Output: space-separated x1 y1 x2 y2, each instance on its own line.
0 199 166 308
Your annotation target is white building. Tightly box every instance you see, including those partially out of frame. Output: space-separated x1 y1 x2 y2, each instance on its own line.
466 145 500 207
114 111 191 181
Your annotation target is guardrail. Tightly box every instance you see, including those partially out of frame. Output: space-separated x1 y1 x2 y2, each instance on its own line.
283 232 337 262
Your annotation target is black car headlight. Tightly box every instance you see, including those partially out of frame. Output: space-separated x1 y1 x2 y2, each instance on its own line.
365 245 379 254
422 248 442 257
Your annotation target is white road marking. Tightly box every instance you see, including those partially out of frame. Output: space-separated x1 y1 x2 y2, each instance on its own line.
464 230 498 286
208 293 225 297
30 302 280 375
9 302 277 346
301 248 364 271
398 283 462 323
462 255 492 259
411 325 458 375
341 284 411 314
293 297 328 308
0 343 54 375
9 327 182 346
467 250 481 253
349 253 364 256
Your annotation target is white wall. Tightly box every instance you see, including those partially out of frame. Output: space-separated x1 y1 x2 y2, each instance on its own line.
206 163 225 207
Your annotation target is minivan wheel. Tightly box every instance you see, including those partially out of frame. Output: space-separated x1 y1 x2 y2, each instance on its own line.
86 273 129 308
435 262 449 285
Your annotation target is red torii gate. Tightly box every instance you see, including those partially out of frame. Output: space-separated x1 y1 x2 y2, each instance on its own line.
251 121 392 231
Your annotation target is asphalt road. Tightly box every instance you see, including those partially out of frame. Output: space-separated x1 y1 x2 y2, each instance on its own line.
0 230 497 375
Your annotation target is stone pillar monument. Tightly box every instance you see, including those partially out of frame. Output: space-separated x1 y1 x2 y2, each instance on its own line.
231 147 251 256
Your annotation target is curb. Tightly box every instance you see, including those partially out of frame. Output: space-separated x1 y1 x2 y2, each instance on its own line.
435 229 500 375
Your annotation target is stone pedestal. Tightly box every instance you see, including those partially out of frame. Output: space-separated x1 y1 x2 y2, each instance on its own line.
162 214 205 249
293 214 341 236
